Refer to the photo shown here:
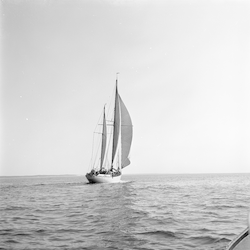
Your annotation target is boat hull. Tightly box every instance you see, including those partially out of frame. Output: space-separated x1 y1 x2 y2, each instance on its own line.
85 173 121 184
227 228 250 250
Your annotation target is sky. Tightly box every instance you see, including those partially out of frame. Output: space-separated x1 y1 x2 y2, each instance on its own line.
1 0 250 176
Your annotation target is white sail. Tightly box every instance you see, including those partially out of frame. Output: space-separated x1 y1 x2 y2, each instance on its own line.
119 95 133 168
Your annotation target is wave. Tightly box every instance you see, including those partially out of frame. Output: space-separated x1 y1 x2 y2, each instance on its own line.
188 235 231 244
36 229 46 233
119 180 133 183
1 174 250 250
14 233 31 237
0 229 14 236
139 230 177 238
3 239 19 244
3 206 28 211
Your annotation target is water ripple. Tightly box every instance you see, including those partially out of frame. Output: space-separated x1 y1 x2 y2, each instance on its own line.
0 174 250 249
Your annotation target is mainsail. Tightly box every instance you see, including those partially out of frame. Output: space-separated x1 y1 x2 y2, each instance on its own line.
119 95 133 168
111 81 133 169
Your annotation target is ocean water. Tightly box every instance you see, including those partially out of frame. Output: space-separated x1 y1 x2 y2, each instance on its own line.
0 174 250 250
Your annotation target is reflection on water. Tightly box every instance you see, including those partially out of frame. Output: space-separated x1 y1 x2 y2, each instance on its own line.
85 182 147 249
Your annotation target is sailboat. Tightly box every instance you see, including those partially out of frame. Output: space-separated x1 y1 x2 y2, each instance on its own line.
85 77 133 184
226 213 250 250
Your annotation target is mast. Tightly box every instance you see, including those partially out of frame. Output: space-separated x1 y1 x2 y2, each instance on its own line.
100 106 107 171
111 74 120 170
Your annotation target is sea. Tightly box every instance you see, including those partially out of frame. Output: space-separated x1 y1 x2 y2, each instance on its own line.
0 174 250 250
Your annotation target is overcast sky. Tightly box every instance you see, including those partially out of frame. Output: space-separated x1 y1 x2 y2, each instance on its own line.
1 0 250 176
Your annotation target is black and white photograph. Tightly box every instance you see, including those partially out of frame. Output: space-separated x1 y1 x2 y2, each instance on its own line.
1 0 250 249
